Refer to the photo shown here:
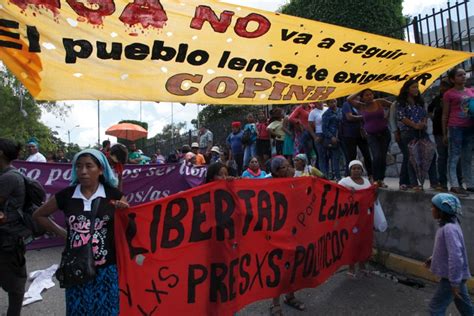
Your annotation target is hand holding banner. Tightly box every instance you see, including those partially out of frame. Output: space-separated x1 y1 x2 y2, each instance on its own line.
115 177 377 315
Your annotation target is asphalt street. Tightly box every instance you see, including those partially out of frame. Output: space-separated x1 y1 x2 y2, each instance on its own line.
0 246 468 316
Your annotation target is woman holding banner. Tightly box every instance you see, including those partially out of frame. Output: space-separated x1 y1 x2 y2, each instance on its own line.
348 89 392 188
33 149 129 316
269 156 305 315
338 160 372 277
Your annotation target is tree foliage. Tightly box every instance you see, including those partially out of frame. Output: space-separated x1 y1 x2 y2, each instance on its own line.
0 67 77 158
280 0 405 39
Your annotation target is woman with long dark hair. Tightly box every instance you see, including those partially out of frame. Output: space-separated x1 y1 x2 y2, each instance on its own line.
0 138 29 316
33 149 129 315
396 79 440 191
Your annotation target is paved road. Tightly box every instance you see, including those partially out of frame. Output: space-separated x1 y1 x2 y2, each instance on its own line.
1 246 467 316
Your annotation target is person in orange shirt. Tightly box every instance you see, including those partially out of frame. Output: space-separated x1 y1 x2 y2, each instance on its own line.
191 142 206 165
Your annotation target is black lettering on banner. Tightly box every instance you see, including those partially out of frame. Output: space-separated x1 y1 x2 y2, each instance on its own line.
145 279 168 304
317 38 335 49
239 254 251 294
190 191 212 242
272 192 287 231
158 267 179 288
26 25 40 52
326 187 339 221
266 248 282 287
161 198 187 249
249 251 268 290
97 41 122 60
0 19 21 50
291 246 305 283
126 213 149 260
318 184 331 222
119 283 133 307
187 264 208 303
137 305 158 316
150 205 161 253
303 243 315 277
210 263 228 302
63 38 93 63
214 189 235 241
125 43 150 60
237 190 255 236
228 258 239 301
255 190 272 231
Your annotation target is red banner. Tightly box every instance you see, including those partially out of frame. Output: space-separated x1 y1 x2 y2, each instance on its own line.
115 177 376 315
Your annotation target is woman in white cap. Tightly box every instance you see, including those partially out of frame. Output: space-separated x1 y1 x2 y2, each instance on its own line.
338 160 371 277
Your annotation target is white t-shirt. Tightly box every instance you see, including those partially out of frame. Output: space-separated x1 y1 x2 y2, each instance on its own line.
338 177 371 190
308 107 327 134
27 152 47 162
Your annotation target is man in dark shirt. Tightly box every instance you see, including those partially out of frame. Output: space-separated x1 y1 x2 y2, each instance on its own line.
227 122 244 175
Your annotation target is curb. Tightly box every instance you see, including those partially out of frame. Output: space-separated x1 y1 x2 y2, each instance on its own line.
372 249 474 294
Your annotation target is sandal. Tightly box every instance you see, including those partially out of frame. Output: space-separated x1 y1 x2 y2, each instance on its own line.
399 184 408 191
284 295 305 311
450 187 468 196
346 271 357 278
412 185 424 192
270 304 283 316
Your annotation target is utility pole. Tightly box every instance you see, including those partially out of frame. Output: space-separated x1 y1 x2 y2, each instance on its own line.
97 100 100 146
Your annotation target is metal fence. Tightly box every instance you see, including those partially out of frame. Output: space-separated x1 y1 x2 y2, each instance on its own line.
392 0 473 76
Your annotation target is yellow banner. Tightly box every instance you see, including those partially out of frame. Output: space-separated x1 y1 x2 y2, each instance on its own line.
0 0 472 104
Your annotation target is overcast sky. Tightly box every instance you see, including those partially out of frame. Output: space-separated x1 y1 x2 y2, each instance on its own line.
41 0 448 147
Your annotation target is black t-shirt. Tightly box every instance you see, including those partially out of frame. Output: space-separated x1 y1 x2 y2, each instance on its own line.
0 167 26 237
428 95 443 136
55 184 122 269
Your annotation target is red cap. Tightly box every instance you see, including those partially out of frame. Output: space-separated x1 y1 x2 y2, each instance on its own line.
231 121 241 128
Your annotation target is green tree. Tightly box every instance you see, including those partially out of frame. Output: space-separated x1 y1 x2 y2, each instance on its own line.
280 0 405 39
0 67 77 158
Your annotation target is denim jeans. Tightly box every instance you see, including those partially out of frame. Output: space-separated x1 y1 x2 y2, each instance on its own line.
448 126 474 188
429 278 473 316
435 135 463 188
243 142 257 168
366 128 391 182
328 147 341 179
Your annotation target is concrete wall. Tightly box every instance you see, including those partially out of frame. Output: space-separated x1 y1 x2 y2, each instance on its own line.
375 190 474 272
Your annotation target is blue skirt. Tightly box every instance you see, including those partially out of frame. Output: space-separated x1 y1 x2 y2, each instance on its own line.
65 264 119 316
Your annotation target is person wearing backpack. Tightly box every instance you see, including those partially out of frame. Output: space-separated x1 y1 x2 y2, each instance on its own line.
0 138 28 316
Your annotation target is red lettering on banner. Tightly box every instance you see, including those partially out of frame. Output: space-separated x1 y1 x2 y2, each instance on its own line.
10 0 60 14
115 177 376 315
66 0 115 25
119 0 168 29
190 5 234 33
190 5 270 39
234 13 271 38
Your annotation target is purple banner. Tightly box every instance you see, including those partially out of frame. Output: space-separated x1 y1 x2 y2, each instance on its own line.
12 161 206 249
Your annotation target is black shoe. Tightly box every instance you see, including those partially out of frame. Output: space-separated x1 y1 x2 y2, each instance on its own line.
466 187 474 193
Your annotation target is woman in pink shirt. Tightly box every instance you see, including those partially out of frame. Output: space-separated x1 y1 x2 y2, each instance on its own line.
289 103 314 157
442 67 474 194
